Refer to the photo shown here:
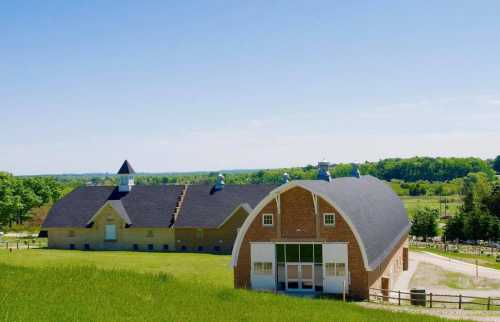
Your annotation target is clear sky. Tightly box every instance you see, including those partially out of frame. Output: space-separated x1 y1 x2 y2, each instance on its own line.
1 1 499 175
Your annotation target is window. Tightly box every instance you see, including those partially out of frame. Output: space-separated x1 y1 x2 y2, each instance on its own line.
196 229 203 239
323 213 335 226
105 224 117 241
133 244 139 250
69 244 75 250
325 263 335 276
68 230 75 237
254 262 272 275
163 244 169 251
262 213 273 226
84 244 90 250
325 262 346 277
146 230 154 238
336 263 346 276
148 244 154 251
181 245 187 251
197 246 204 252
214 245 221 252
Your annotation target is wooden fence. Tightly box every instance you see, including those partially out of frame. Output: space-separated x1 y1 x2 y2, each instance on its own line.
410 241 500 258
0 239 47 250
369 288 500 311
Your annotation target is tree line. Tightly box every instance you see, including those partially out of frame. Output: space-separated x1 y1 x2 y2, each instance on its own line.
411 172 500 242
0 173 64 229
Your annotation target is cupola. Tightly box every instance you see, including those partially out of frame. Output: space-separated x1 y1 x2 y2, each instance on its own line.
117 160 135 192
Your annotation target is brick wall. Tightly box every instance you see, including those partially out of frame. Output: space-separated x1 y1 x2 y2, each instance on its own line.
174 207 249 253
234 186 408 299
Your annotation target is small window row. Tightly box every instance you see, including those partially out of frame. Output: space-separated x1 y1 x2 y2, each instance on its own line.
178 245 222 252
261 213 336 227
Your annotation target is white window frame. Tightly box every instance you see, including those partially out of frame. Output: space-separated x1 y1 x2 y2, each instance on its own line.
262 213 274 227
253 262 273 275
323 213 336 227
105 224 117 241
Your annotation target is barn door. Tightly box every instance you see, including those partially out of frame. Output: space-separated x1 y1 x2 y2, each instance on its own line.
250 243 275 290
322 243 348 294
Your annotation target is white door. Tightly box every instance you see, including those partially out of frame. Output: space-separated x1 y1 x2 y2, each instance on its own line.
250 243 275 290
322 243 348 294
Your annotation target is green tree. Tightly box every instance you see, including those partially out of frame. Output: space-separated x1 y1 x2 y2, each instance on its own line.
493 155 500 173
444 213 465 242
410 207 439 240
461 172 491 213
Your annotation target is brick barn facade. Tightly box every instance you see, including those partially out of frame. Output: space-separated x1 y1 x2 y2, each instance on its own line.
231 176 410 299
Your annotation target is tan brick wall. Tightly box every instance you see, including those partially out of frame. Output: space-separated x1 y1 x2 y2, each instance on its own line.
367 235 408 292
234 186 408 299
174 207 249 253
46 203 174 251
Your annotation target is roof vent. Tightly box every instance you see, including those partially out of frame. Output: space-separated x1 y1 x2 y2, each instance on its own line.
317 160 331 182
283 172 290 183
351 164 361 178
210 173 225 194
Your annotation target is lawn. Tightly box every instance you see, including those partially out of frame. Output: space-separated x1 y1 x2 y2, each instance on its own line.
0 249 467 322
411 247 500 270
401 195 461 219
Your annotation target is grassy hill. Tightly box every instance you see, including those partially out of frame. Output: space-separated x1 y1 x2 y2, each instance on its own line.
0 249 466 322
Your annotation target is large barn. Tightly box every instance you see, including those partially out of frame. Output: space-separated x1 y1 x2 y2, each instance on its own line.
231 169 410 299
41 161 276 253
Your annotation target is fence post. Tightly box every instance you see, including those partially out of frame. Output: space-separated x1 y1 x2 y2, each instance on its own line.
487 297 491 310
398 291 401 306
430 293 432 308
459 294 462 309
16 241 19 249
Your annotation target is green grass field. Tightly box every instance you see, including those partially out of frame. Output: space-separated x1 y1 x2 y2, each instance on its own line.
0 249 468 322
401 195 462 219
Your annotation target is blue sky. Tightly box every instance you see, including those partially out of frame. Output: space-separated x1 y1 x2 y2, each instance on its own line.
1 1 499 175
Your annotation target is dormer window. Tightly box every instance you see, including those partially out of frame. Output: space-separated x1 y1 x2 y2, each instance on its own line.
262 214 273 227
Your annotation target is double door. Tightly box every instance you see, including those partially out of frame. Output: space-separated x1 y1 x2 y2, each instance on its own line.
286 263 314 291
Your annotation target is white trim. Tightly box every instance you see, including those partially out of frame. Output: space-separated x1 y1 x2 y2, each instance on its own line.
231 181 373 270
262 213 274 227
86 201 131 225
311 193 319 215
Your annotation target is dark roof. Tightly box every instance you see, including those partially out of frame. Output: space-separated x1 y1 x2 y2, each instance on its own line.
174 184 278 228
42 185 182 228
295 176 410 269
117 160 135 174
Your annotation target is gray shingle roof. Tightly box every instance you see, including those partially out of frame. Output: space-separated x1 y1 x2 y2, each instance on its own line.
42 185 182 228
174 184 278 228
295 176 410 269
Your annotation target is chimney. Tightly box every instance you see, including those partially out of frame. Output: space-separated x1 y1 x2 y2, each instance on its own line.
317 160 331 182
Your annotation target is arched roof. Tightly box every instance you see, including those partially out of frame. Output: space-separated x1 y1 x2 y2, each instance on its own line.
231 175 410 271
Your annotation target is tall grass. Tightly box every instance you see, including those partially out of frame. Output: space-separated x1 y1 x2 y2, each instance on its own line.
0 263 466 322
